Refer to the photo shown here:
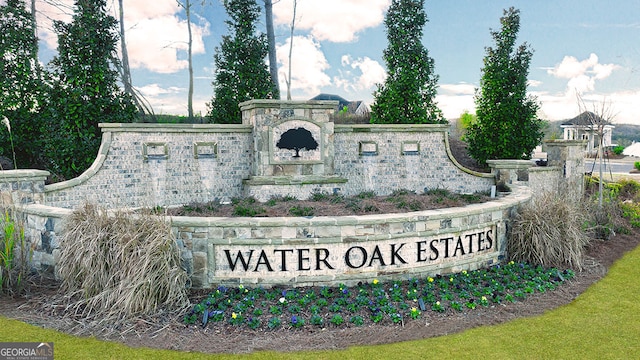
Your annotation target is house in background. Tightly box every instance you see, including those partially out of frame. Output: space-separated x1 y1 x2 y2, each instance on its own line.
310 94 370 116
561 111 615 155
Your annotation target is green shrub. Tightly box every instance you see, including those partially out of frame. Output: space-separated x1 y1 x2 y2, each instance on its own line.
289 206 315 217
621 202 640 228
310 191 330 202
635 162 640 171
266 195 297 206
232 197 264 216
612 145 625 155
356 191 376 199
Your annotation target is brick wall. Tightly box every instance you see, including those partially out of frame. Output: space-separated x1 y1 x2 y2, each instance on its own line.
44 124 253 208
333 125 493 196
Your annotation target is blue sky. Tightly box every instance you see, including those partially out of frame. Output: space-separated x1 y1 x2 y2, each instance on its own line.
28 0 640 124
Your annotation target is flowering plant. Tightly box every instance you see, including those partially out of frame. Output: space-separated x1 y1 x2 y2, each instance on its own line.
184 262 575 330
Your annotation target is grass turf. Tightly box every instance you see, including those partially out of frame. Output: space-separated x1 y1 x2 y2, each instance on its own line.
1 243 639 359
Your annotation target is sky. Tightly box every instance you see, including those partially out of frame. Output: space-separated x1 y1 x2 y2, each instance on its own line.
19 0 640 124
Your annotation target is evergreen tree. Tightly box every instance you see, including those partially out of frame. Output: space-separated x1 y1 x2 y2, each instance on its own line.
371 0 444 124
0 0 47 168
466 7 544 165
207 0 277 124
46 0 136 179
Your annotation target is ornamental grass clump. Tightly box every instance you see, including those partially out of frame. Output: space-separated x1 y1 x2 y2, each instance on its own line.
508 192 590 270
57 204 189 322
0 210 30 296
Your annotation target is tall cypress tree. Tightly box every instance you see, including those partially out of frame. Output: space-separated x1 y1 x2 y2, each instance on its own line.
207 0 277 124
46 0 136 179
371 0 444 124
466 7 543 165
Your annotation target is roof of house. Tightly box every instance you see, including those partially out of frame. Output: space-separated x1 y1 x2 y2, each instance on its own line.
310 93 350 109
561 111 613 127
310 93 369 115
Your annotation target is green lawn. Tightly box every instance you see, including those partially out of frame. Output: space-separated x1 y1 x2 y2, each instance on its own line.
2 243 639 360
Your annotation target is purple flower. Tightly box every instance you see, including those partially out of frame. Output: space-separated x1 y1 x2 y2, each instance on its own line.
291 315 298 324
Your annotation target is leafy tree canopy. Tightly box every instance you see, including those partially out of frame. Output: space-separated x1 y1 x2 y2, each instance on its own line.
466 7 544 165
371 0 445 124
44 0 136 179
0 0 47 168
207 0 277 124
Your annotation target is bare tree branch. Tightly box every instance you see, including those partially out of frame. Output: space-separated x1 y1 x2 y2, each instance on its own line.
285 0 296 100
576 92 617 207
264 0 280 98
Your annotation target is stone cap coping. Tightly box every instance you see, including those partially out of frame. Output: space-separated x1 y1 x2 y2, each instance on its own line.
99 123 252 133
240 99 339 111
335 124 448 133
0 169 50 182
529 166 561 173
20 203 73 218
486 159 533 169
544 140 588 146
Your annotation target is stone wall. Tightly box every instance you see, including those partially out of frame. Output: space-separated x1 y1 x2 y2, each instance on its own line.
45 123 253 208
0 101 588 288
167 185 530 287
0 170 48 206
334 125 492 196
41 100 494 208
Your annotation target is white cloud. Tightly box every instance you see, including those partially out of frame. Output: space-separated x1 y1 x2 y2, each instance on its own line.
138 83 183 97
33 0 209 74
277 35 331 97
528 79 543 88
121 2 209 74
548 54 598 79
536 53 635 123
273 0 390 43
530 88 640 125
335 55 386 92
35 0 75 50
548 53 620 93
137 84 210 116
436 95 475 120
439 83 476 96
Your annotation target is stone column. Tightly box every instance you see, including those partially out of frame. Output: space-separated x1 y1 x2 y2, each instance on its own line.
0 170 49 206
239 100 348 201
544 140 587 202
486 160 532 191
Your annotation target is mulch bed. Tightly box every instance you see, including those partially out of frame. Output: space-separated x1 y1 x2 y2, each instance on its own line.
1 227 638 355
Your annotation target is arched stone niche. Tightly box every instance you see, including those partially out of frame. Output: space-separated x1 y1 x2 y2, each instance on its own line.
240 100 347 201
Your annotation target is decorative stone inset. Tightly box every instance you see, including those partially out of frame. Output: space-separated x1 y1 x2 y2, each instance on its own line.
143 142 168 160
193 142 217 159
240 100 346 200
358 141 378 156
272 121 321 162
401 141 420 155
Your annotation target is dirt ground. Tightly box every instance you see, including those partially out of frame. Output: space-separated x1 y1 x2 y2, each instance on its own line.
1 226 637 355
